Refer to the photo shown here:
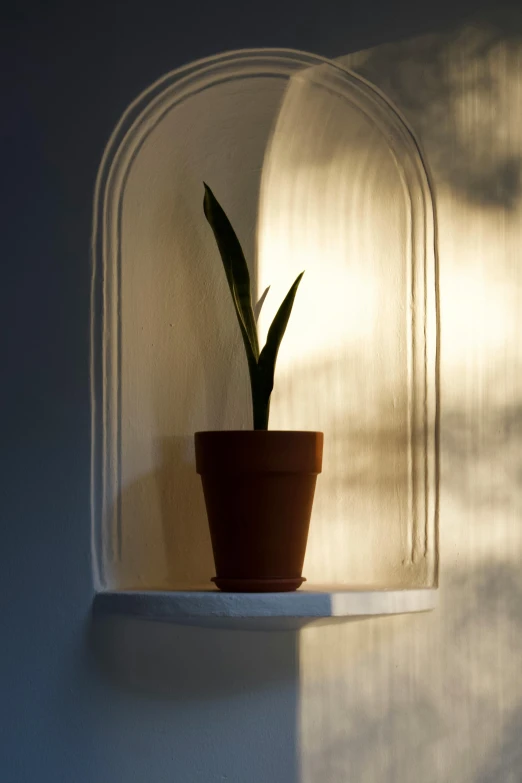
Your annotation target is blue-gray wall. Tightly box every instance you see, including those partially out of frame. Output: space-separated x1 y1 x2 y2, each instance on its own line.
1 2 495 781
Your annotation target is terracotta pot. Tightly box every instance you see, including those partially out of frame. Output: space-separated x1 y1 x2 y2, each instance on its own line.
195 430 323 592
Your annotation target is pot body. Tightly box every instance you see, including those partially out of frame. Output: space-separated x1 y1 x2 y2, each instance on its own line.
195 431 323 592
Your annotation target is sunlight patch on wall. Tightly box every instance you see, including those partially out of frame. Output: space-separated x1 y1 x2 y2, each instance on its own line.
298 20 522 783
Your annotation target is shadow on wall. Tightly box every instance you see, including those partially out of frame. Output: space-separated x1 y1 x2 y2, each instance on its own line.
298 560 522 783
474 705 522 783
88 560 522 781
344 9 522 210
90 615 299 701
442 404 522 509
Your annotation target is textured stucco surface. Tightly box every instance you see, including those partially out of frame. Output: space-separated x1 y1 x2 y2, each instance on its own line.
3 3 521 782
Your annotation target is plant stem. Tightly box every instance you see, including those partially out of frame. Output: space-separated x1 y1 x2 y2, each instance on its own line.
252 395 270 430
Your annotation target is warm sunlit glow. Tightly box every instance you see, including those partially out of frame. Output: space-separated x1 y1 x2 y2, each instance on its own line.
298 27 522 783
93 51 436 591
256 69 434 586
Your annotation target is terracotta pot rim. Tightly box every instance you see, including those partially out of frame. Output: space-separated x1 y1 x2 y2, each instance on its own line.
195 430 323 436
195 430 323 475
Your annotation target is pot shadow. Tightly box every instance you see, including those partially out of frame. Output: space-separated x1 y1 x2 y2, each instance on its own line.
107 435 214 589
157 434 214 589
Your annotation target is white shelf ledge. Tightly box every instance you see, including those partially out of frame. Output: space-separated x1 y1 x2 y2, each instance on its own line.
93 587 437 630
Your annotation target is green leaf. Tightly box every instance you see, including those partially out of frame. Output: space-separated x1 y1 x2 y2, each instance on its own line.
203 184 259 361
203 183 304 430
254 271 305 424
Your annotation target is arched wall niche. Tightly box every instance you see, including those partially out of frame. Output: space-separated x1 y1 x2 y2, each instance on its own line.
90 49 439 591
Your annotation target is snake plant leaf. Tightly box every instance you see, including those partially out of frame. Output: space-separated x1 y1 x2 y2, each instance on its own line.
229 278 259 388
203 183 305 430
254 286 270 322
256 271 305 405
203 183 259 361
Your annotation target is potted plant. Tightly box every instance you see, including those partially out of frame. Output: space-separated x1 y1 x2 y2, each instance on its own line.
195 184 323 592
